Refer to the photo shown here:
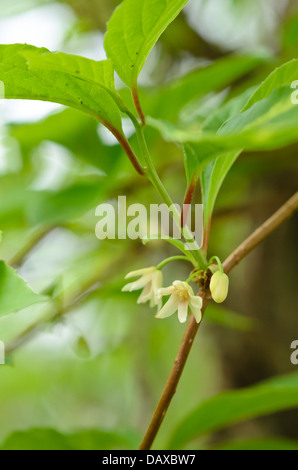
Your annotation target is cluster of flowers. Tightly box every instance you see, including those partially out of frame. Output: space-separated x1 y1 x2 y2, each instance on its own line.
122 266 229 324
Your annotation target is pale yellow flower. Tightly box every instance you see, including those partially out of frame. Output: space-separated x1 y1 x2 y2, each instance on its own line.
210 271 229 303
156 280 202 324
122 267 163 309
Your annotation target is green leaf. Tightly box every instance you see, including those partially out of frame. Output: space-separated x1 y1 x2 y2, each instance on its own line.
117 54 267 121
104 0 190 89
201 86 257 133
243 59 298 111
169 372 298 449
150 59 298 227
22 48 116 91
148 92 298 156
148 59 298 158
200 151 241 229
0 44 123 133
148 116 243 171
0 261 47 316
153 55 267 122
0 428 139 450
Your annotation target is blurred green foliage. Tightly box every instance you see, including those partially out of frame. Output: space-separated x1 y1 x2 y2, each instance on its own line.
0 0 297 451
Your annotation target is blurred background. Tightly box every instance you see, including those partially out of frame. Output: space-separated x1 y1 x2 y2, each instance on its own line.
0 0 297 450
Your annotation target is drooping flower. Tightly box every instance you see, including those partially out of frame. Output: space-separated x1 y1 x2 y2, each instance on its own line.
156 280 202 324
210 271 229 303
122 267 163 309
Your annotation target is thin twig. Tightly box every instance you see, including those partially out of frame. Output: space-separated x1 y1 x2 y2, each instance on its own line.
223 191 298 273
139 191 298 450
139 292 209 450
9 226 53 267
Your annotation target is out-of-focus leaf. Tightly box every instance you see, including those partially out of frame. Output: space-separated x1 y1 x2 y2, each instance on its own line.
152 55 268 121
0 176 29 229
26 181 105 226
213 438 298 451
72 336 91 359
169 372 298 449
283 14 298 52
150 59 298 229
183 89 253 210
142 235 189 256
205 304 255 332
148 92 298 155
0 261 47 316
0 0 51 18
149 59 298 155
0 428 139 450
201 87 257 133
0 44 123 132
104 0 190 89
11 109 122 174
0 176 107 228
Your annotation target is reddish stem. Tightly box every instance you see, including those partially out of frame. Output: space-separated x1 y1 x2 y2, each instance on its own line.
180 176 197 228
139 192 298 450
132 84 146 126
102 120 144 176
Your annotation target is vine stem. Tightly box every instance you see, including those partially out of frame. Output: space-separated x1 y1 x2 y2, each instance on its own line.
139 191 298 450
223 191 298 273
157 256 193 270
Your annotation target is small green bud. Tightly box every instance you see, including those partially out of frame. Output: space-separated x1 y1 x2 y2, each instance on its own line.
210 271 229 303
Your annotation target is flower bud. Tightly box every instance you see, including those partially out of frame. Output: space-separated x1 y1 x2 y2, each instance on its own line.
210 271 229 303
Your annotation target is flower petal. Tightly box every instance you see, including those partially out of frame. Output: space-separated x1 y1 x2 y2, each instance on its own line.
189 295 203 310
178 300 188 323
155 294 179 319
125 267 156 279
172 280 194 297
122 274 152 292
137 283 152 304
172 280 186 288
191 304 202 324
150 296 162 309
152 270 163 292
157 286 175 298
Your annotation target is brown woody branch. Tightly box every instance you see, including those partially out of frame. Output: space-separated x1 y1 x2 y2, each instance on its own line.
139 191 298 450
